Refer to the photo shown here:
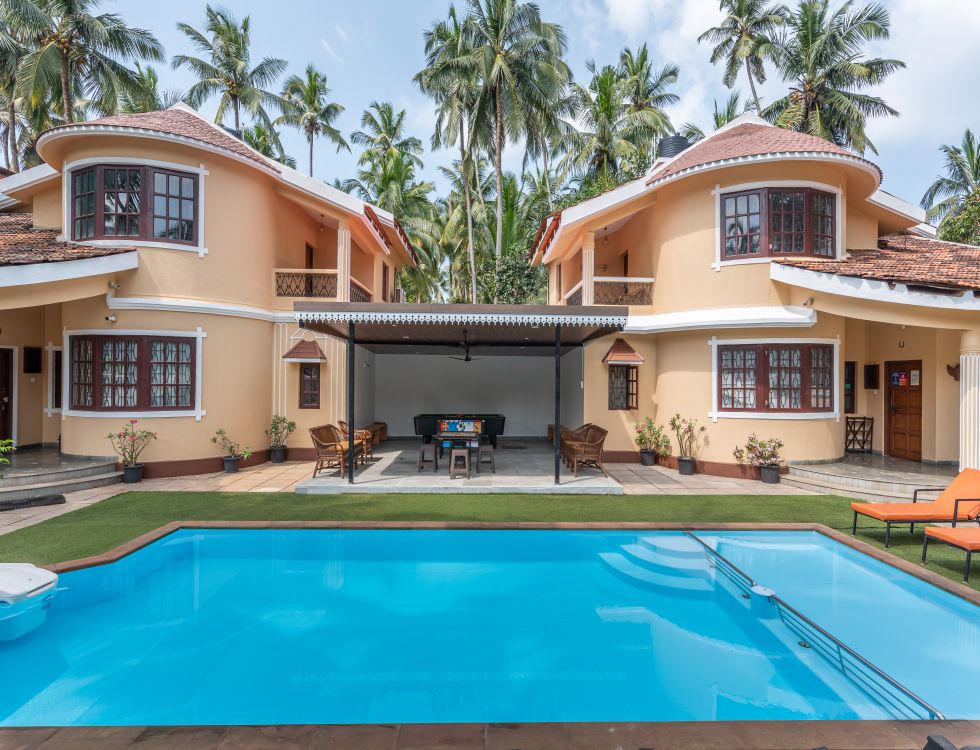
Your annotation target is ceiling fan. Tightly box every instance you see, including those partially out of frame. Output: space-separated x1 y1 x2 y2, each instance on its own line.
450 329 483 362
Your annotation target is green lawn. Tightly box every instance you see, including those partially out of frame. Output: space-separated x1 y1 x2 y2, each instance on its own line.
0 490 975 591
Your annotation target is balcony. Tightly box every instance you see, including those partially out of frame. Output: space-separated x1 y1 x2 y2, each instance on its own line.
563 277 654 306
350 278 372 303
275 269 338 299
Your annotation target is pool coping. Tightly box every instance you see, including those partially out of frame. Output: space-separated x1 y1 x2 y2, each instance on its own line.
43 520 980 608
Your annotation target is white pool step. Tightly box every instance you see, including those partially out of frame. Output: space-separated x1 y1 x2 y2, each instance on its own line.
638 535 704 560
620 544 708 574
599 552 712 595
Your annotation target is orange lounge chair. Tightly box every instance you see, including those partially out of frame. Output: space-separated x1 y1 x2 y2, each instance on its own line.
922 526 980 582
850 468 980 547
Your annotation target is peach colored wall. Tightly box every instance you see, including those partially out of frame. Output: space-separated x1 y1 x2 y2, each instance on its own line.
0 307 44 446
350 242 375 294
582 314 849 463
31 183 62 229
845 205 878 250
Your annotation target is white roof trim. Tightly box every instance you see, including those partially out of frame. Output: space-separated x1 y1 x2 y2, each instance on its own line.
106 291 295 322
0 164 58 195
867 190 927 224
0 251 137 288
295 310 629 327
909 223 938 238
624 305 816 333
770 263 980 311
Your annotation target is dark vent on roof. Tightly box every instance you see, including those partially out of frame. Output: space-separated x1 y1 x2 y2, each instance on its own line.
658 134 691 159
219 125 243 141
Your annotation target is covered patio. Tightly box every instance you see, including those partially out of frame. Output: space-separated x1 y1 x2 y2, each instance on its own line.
294 302 628 493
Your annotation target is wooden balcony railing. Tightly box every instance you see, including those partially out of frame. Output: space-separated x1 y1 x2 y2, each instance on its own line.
593 276 654 305
350 278 372 303
274 269 338 298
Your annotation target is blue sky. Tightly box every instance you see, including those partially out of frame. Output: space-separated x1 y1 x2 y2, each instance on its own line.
124 0 980 216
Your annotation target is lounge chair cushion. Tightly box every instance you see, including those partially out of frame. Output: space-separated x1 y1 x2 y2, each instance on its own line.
925 526 980 551
851 468 980 522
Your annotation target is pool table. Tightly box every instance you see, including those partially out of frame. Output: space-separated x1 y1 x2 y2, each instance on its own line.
414 414 506 447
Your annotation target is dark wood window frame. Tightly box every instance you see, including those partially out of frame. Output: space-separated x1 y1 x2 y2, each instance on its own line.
717 343 835 414
299 363 320 409
720 186 836 262
68 334 196 412
70 164 199 246
608 364 638 410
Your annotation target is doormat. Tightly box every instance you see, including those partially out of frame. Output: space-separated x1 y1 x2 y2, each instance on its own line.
0 494 66 512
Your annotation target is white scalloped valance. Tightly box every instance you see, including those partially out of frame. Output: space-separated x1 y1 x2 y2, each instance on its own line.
295 310 628 327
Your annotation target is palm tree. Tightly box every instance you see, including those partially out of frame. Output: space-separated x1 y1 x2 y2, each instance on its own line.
173 6 286 132
618 44 679 159
277 64 348 177
0 17 28 172
921 129 980 225
559 62 650 183
764 0 904 155
680 91 745 142
698 0 787 112
243 123 296 169
463 0 568 264
350 101 424 171
416 6 480 302
119 64 183 113
15 0 164 124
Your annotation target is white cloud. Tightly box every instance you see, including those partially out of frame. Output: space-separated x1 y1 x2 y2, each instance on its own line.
320 38 343 63
334 24 349 43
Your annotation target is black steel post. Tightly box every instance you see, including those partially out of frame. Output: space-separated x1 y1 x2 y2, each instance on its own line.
347 321 355 484
554 324 561 485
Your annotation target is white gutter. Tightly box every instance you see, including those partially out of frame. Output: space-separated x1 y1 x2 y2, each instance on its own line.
624 305 816 333
0 251 138 287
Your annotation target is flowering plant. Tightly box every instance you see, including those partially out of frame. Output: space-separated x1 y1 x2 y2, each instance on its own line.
733 434 784 467
668 413 707 459
0 437 14 478
634 417 671 457
210 428 252 459
106 420 157 466
265 415 297 448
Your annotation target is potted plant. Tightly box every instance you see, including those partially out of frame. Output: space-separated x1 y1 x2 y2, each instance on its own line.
106 420 157 483
634 417 671 466
0 438 14 479
266 415 296 464
210 428 252 473
733 434 785 484
669 413 706 476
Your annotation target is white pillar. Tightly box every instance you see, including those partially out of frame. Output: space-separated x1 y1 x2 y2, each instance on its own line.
337 220 351 302
582 232 595 306
960 330 980 470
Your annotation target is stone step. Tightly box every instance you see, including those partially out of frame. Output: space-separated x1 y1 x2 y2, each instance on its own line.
780 474 926 503
0 462 118 488
638 534 704 560
0 472 122 502
620 543 707 575
787 465 949 498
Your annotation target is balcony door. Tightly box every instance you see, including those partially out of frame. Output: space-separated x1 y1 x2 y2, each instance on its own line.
886 360 922 461
0 348 12 441
304 243 315 298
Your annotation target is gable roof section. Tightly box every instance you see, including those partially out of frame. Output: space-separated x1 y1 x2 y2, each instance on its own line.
602 338 644 364
0 213 133 266
40 104 276 171
773 234 980 293
282 339 327 362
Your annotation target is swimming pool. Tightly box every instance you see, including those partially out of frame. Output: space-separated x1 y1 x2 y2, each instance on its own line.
0 528 975 726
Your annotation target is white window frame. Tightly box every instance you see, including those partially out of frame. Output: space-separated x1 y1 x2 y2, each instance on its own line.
712 180 843 271
62 327 207 420
62 156 209 257
708 336 840 422
0 345 18 444
44 342 62 417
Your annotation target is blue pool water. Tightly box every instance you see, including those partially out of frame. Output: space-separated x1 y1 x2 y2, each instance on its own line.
0 529 976 725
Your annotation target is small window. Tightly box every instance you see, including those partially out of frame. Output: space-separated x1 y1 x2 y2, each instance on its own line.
70 337 94 408
72 169 96 240
608 365 638 410
382 263 390 302
299 364 320 409
722 190 763 259
102 167 142 237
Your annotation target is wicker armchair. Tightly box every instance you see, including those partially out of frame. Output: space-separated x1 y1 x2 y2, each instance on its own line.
338 420 373 462
559 423 592 466
310 424 357 478
562 425 609 477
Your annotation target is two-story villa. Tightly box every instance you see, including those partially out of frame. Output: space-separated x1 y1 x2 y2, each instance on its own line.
0 104 415 476
2 107 979 481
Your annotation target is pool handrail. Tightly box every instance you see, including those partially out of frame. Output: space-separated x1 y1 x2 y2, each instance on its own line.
683 531 946 722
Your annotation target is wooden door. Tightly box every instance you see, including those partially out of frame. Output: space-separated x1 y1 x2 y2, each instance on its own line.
0 348 11 441
304 243 315 297
886 360 922 461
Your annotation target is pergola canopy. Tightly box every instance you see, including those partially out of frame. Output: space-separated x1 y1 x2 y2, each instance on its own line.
294 302 628 355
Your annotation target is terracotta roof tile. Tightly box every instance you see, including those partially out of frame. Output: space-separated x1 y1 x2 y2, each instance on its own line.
0 213 133 266
282 339 327 361
774 234 980 292
41 106 276 171
648 122 880 184
602 338 645 364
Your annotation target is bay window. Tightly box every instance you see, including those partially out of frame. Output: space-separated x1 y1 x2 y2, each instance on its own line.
70 165 198 245
721 186 836 261
68 334 195 412
718 343 834 414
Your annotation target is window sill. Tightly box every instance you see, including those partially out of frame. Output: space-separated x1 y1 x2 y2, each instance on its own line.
64 408 206 421
709 410 839 422
712 257 770 271
66 238 207 257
